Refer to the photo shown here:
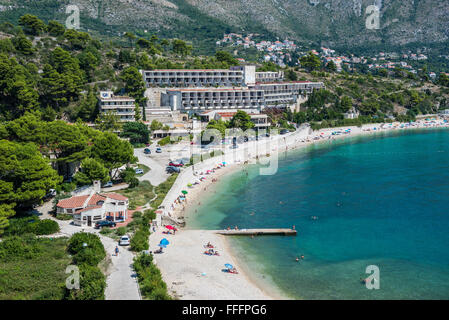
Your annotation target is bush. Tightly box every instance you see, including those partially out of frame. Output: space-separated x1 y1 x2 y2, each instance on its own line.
67 232 106 266
3 217 59 236
116 227 127 237
66 264 106 300
132 211 143 219
0 235 42 261
130 227 150 252
99 228 112 235
56 214 72 221
32 219 60 235
72 247 104 266
133 253 171 300
143 210 156 222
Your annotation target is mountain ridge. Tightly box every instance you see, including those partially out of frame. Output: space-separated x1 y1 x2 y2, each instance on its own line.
0 0 447 53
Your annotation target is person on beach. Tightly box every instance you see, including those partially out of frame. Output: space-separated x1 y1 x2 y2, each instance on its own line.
115 246 119 256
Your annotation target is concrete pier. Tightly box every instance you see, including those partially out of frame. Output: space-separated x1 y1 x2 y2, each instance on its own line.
215 228 297 236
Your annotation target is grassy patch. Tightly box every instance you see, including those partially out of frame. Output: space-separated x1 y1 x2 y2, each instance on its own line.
0 236 71 300
118 181 155 209
150 173 178 209
136 163 150 175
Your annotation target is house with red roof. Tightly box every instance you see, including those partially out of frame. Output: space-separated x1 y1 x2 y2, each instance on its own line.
56 182 129 227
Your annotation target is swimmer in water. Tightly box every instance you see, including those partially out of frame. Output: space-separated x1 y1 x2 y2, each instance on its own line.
295 257 299 262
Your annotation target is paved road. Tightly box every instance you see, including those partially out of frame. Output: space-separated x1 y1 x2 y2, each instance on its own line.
135 147 170 186
103 239 141 300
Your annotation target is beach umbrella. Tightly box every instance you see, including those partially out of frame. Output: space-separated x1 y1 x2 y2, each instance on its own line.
222 162 226 165
187 183 193 187
181 190 188 195
165 225 175 230
224 263 233 269
160 238 169 246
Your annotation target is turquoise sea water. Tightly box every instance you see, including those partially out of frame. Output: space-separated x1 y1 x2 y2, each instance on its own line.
187 129 449 299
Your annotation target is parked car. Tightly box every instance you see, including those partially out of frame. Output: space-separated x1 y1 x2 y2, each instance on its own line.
166 166 180 173
168 161 184 167
95 220 116 229
156 147 162 153
119 235 130 246
280 129 289 135
102 181 113 188
144 148 151 154
135 168 144 174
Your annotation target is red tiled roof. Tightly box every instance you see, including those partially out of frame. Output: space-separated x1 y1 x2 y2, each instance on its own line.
75 205 102 213
57 195 89 209
87 194 107 206
102 193 128 201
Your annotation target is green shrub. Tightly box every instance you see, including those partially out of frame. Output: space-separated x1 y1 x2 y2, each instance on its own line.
32 219 60 235
99 228 112 235
132 211 142 219
143 209 156 222
66 264 106 300
133 253 171 300
56 214 72 221
116 227 126 237
72 247 104 266
4 217 59 236
0 235 42 261
130 227 150 252
67 232 105 265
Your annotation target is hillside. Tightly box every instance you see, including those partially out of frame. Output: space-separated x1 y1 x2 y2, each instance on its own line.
0 0 448 53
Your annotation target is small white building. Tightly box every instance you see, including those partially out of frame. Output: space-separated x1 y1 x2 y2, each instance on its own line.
56 182 129 227
99 91 136 122
344 108 360 119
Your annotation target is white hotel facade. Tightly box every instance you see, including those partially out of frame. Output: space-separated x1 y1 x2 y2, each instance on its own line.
141 66 324 114
99 91 136 122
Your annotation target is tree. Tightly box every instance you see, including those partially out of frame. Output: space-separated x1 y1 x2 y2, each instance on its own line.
124 32 136 47
73 158 109 186
73 88 97 121
229 110 255 131
0 140 62 214
91 132 136 178
340 96 353 113
12 33 34 55
285 69 298 81
95 111 121 132
0 203 15 236
120 121 150 145
136 38 151 48
172 39 192 56
66 264 106 300
326 60 337 72
0 54 39 119
47 20 65 37
43 121 90 176
215 51 238 66
120 167 139 188
64 29 91 50
120 66 146 104
150 120 163 131
18 14 46 35
300 52 321 72
438 73 449 87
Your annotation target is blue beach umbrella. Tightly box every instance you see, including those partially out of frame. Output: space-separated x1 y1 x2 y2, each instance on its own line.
224 263 233 269
160 238 169 246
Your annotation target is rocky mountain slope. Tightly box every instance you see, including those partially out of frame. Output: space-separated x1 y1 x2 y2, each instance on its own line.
0 0 447 52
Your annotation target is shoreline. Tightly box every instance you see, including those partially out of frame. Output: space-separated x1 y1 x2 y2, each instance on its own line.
151 118 449 300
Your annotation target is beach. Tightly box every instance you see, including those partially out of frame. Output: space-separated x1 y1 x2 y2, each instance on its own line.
149 117 449 300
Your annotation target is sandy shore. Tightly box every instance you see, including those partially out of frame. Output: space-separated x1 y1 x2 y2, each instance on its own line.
150 118 449 300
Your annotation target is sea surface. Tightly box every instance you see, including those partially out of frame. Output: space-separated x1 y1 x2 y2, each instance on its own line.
187 128 449 299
